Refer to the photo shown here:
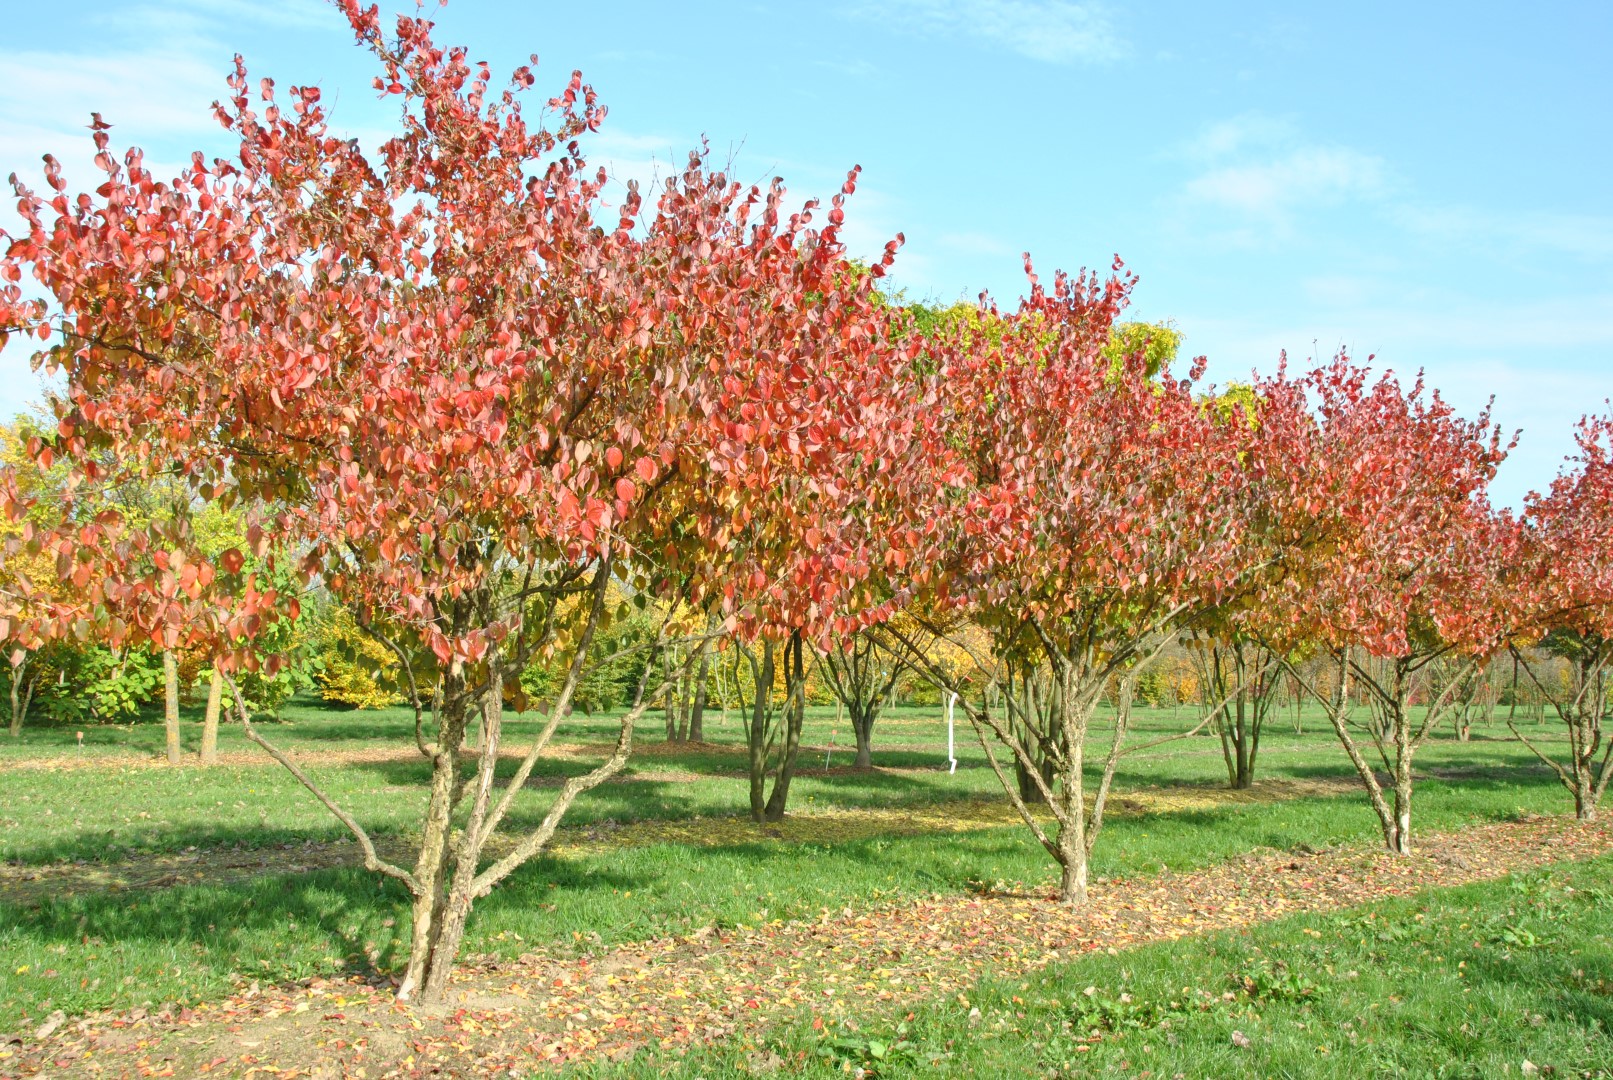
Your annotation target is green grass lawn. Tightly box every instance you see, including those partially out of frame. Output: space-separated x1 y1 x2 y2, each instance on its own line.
0 695 1594 1039
0 696 1567 864
606 854 1613 1078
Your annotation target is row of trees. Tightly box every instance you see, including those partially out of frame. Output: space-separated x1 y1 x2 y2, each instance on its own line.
1 4 1607 1001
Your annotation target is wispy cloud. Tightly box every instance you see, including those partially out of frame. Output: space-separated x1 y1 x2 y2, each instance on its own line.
934 231 1016 257
1166 113 1390 244
1183 146 1388 215
849 0 1127 64
0 0 345 190
96 0 331 37
1392 204 1613 261
0 45 224 192
1182 293 1613 506
1173 113 1613 267
1177 112 1296 162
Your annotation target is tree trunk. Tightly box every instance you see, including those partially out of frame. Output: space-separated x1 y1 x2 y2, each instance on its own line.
674 652 690 742
762 633 805 822
1058 845 1088 906
418 667 503 1003
1575 776 1597 822
9 656 31 738
1232 725 1253 789
661 644 680 744
1390 710 1414 856
398 668 470 1001
1053 670 1091 906
163 649 181 765
1299 649 1408 857
747 641 777 822
200 664 223 765
1015 753 1055 804
688 638 710 743
1012 666 1058 804
1227 693 1254 790
399 766 456 999
851 706 873 769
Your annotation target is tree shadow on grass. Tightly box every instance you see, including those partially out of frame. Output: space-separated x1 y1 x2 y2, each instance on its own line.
0 854 654 1023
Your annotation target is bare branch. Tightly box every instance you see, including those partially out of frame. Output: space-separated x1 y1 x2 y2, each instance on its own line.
230 674 418 892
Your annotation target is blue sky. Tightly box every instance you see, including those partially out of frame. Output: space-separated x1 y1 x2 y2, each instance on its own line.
2 0 1609 504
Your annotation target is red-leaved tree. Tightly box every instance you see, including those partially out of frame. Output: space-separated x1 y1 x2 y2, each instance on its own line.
879 261 1289 904
1256 358 1517 855
0 2 908 1000
1511 412 1613 820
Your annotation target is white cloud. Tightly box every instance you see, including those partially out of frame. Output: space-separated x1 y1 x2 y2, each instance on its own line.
1177 112 1295 162
934 230 1015 258
850 0 1127 64
1165 114 1391 245
95 0 330 37
1392 204 1613 261
1183 146 1387 216
1301 275 1380 307
1179 294 1613 507
0 48 225 140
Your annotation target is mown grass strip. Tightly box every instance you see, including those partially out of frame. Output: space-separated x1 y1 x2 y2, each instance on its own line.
0 773 1574 1033
618 853 1613 1078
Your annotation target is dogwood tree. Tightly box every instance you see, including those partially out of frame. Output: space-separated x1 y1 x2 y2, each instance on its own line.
1256 358 1517 855
1511 413 1613 820
0 2 909 999
879 264 1293 904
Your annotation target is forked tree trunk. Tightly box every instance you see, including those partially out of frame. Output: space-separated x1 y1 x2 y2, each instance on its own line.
689 638 711 743
877 622 1157 910
163 649 181 765
1508 648 1613 824
1288 648 1471 858
403 651 644 1003
1310 654 1408 856
9 655 35 738
200 665 223 765
747 640 777 821
763 633 806 822
415 666 501 1002
234 559 650 1008
819 633 899 773
1197 641 1277 790
747 634 806 822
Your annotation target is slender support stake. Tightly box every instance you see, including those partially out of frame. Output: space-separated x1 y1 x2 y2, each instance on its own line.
946 691 958 774
826 699 842 769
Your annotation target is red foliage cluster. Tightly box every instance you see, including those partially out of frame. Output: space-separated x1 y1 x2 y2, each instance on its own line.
0 1 934 669
1524 415 1613 640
